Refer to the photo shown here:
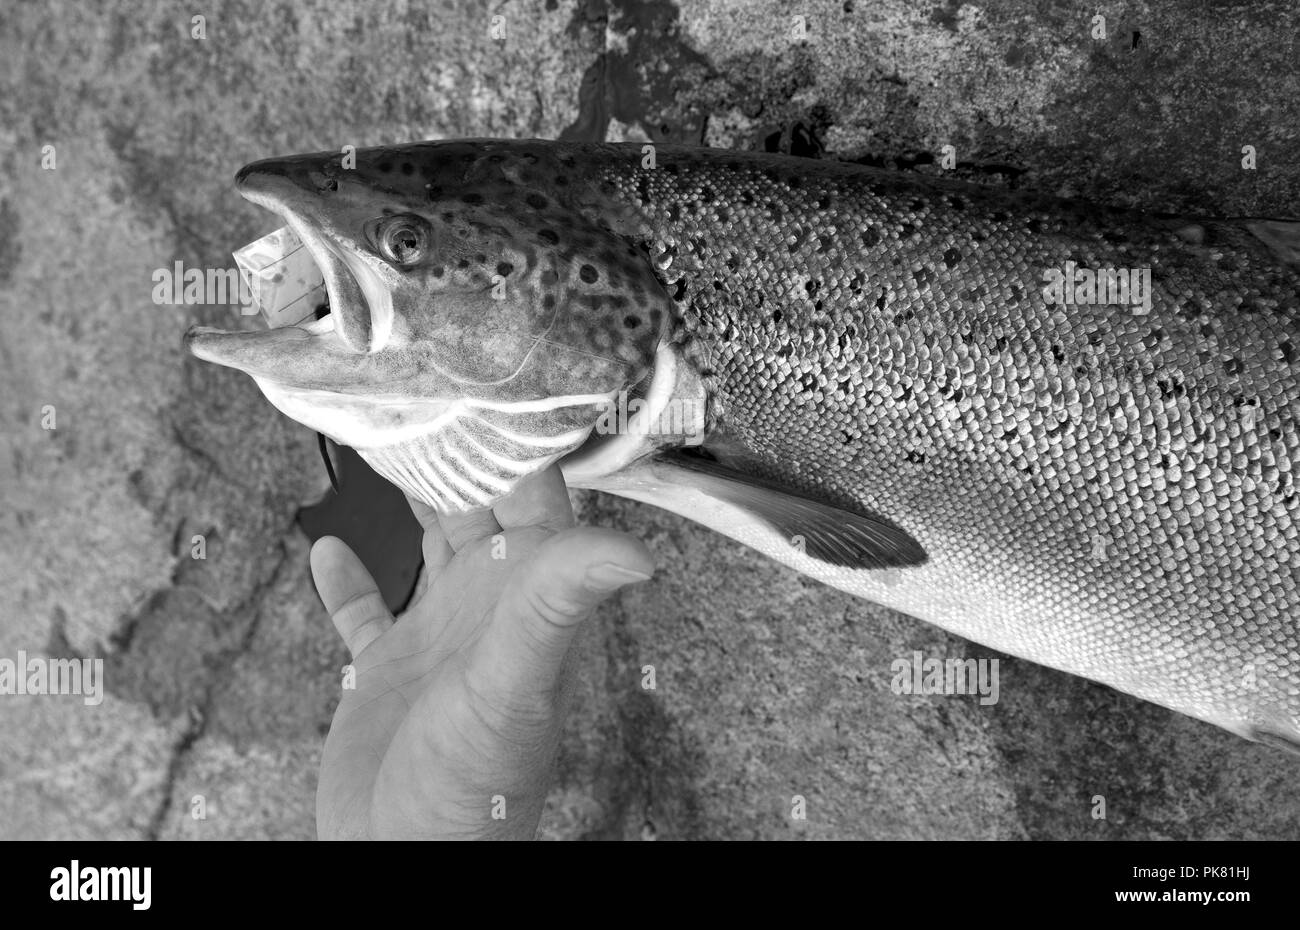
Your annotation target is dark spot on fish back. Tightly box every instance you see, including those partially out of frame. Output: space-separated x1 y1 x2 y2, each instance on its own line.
943 247 962 268
538 229 559 245
526 193 548 210
496 261 513 276
579 264 599 283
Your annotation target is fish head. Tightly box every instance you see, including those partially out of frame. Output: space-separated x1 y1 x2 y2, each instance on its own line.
186 142 671 511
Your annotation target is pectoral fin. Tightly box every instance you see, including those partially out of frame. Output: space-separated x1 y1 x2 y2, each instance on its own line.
1242 218 1300 270
651 452 926 570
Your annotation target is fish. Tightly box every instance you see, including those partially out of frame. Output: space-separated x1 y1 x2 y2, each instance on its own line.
186 139 1300 752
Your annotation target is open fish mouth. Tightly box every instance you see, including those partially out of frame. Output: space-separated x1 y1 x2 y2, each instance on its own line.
189 167 391 361
246 178 391 356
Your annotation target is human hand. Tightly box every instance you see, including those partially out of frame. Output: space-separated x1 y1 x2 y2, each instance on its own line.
311 465 654 840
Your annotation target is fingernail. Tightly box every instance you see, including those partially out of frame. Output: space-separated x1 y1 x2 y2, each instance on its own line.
585 563 654 589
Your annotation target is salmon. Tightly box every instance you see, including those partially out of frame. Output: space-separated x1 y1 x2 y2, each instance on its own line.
186 140 1300 750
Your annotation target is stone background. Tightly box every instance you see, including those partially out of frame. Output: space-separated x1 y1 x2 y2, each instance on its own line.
1 0 1298 839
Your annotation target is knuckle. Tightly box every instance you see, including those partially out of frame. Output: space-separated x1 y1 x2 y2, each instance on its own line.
522 585 584 628
332 591 388 630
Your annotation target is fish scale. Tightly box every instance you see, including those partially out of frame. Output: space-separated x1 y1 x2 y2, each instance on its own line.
568 144 1300 747
187 140 1300 749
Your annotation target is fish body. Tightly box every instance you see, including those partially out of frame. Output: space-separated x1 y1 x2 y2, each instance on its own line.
187 140 1300 750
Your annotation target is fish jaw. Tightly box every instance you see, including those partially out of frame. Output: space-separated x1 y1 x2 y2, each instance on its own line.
231 154 429 355
186 141 672 512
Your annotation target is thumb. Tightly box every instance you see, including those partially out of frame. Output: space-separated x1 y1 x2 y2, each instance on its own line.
311 536 395 661
473 527 654 698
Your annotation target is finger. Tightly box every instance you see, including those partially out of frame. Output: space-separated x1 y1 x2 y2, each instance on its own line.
404 494 453 573
310 536 395 660
409 562 430 604
403 493 441 533
470 527 654 698
493 464 576 533
438 506 503 552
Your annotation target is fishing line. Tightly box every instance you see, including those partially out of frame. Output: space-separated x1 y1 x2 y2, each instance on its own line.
318 433 340 494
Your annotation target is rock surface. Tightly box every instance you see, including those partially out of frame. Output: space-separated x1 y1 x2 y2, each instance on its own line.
2 0 1298 840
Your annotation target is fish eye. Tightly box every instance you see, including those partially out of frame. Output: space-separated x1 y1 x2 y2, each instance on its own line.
377 214 431 266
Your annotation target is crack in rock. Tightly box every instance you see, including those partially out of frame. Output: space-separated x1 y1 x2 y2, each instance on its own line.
142 540 293 839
